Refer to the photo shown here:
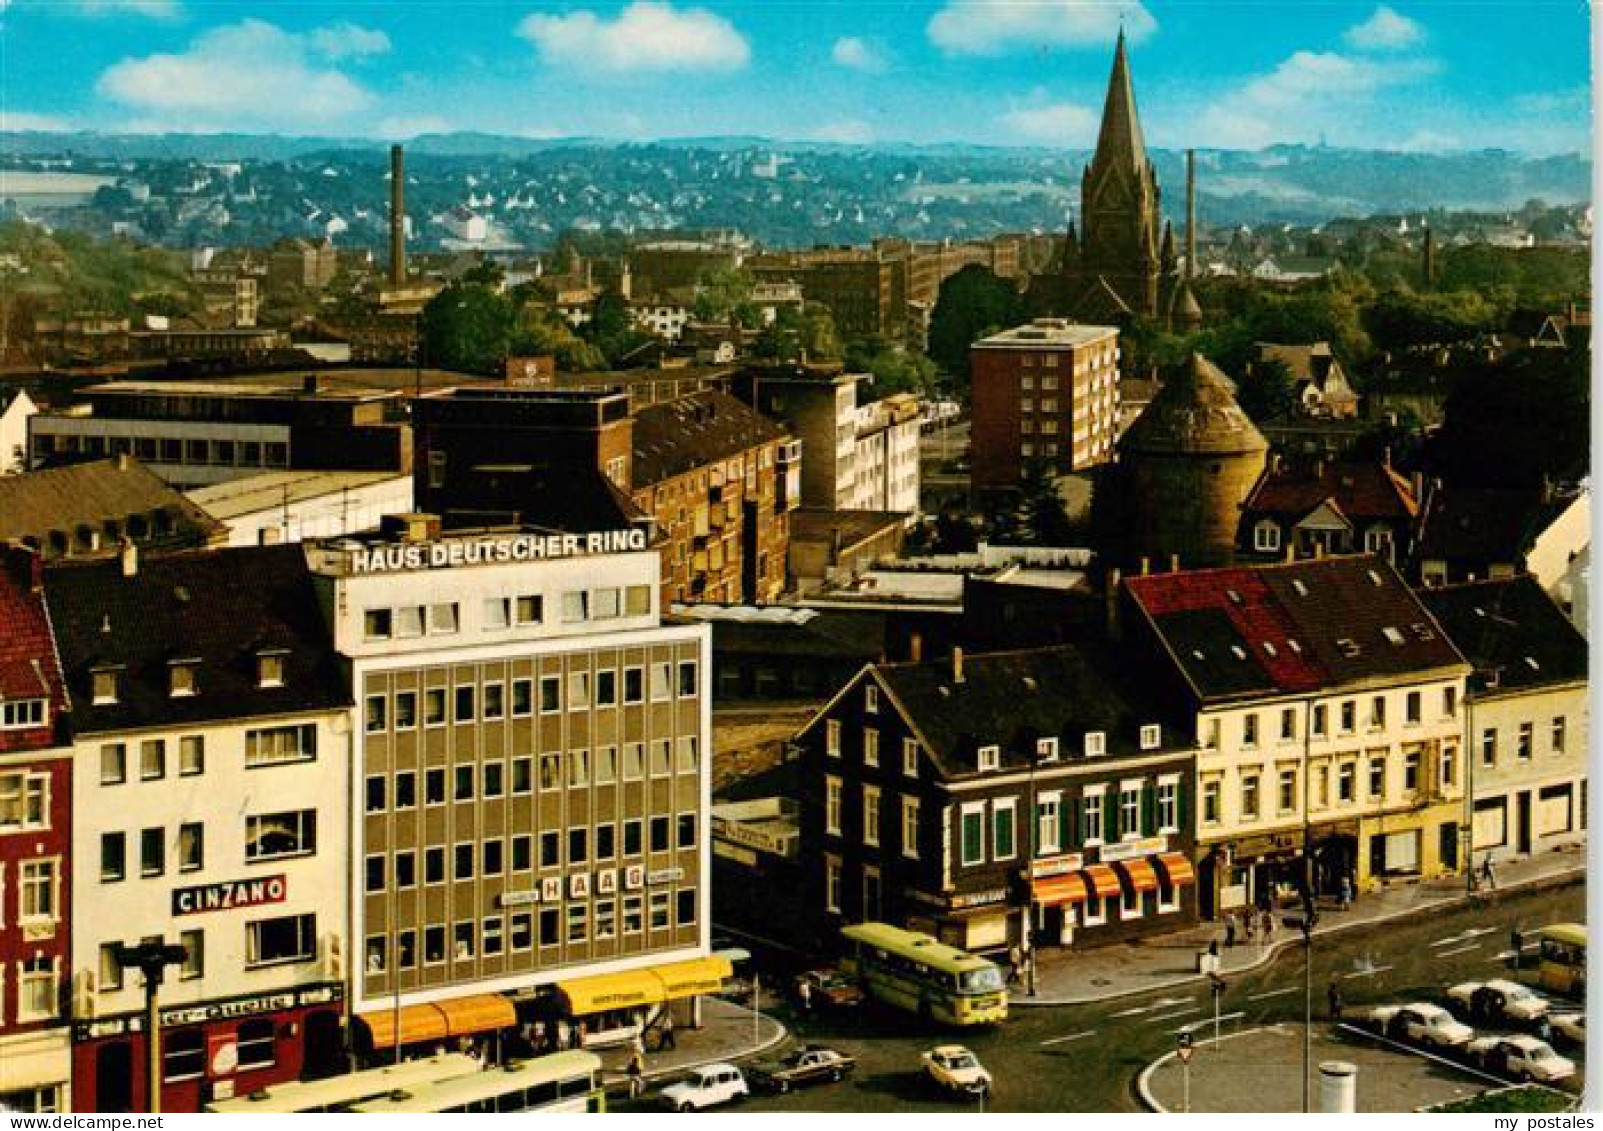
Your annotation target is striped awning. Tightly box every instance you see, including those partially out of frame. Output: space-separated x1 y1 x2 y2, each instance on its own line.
1030 871 1091 906
1117 857 1160 893
1082 864 1122 900
1155 852 1196 887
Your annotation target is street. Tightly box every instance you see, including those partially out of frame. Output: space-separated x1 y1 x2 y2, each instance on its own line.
674 882 1584 1113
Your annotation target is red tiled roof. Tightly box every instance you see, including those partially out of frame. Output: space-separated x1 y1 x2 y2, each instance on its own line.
0 548 68 754
1243 461 1418 525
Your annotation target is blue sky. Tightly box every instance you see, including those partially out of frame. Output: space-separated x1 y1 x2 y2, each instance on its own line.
0 1 1592 153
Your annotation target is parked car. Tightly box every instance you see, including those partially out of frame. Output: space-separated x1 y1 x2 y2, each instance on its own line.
1447 979 1551 1025
796 968 865 1011
748 1047 856 1093
659 1064 749 1111
921 1045 992 1096
1551 1013 1586 1047
1465 1035 1577 1083
1366 1003 1474 1050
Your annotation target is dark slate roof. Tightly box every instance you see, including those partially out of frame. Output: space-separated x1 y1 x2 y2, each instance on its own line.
437 468 650 536
44 544 349 735
1243 461 1418 526
1120 353 1267 457
631 390 787 486
1418 576 1587 694
1415 485 1569 567
870 643 1188 779
0 457 226 549
1125 554 1467 704
0 550 69 754
704 607 887 661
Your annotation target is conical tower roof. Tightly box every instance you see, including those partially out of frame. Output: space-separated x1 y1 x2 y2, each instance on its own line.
1121 353 1266 456
1093 30 1149 175
1168 279 1203 328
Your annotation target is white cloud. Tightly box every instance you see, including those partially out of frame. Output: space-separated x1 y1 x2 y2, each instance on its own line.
517 2 749 74
998 100 1097 144
809 119 875 144
76 0 181 17
928 0 1154 55
96 20 373 131
1343 6 1425 52
831 36 886 73
309 22 392 61
377 115 451 139
1 110 74 132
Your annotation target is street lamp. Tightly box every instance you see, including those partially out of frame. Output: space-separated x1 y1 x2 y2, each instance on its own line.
111 939 189 1114
1282 898 1319 1114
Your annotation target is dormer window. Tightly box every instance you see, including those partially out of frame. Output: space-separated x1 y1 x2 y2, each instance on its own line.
1037 737 1059 763
169 660 199 698
977 745 1001 772
864 685 879 714
91 669 119 706
1084 731 1106 757
1140 724 1161 751
257 652 287 689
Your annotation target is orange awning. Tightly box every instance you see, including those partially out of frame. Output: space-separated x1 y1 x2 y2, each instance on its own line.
1031 872 1091 906
358 1003 450 1051
1117 858 1160 893
1082 864 1122 900
1155 852 1196 887
437 993 517 1038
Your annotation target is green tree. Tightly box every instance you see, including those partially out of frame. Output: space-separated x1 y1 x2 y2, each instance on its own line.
755 301 841 362
845 335 938 399
1236 357 1299 423
1363 289 1500 352
583 288 647 366
692 267 758 328
1429 346 1588 489
927 264 1025 387
420 282 515 374
1013 461 1077 546
512 304 605 371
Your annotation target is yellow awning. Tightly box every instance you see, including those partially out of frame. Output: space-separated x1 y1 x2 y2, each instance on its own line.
557 956 732 1017
437 993 517 1038
358 1003 450 1051
558 968 665 1016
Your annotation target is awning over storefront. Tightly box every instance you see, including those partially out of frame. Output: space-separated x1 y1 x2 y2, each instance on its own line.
557 955 733 1018
1030 872 1091 906
357 994 517 1051
1082 864 1122 900
1154 852 1196 887
1117 858 1160 893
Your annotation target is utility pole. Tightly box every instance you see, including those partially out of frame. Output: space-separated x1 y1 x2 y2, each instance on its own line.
112 939 189 1114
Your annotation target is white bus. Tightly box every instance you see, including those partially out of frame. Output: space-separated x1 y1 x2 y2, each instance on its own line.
204 1052 481 1114
348 1051 606 1114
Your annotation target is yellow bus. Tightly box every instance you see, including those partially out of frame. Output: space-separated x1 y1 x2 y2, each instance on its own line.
1534 923 1586 997
204 1052 481 1113
840 922 1008 1026
348 1051 606 1113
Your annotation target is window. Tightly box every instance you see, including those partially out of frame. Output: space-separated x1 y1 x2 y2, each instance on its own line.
567 672 591 711
366 855 386 893
677 736 698 775
394 770 416 809
425 768 446 805
1083 732 1106 757
651 662 672 701
1083 791 1105 843
1443 687 1458 718
1139 725 1161 751
1517 722 1533 760
1441 742 1457 789
864 685 879 714
677 888 697 927
1368 756 1386 799
245 810 317 860
179 735 204 776
863 728 879 766
100 743 126 785
178 823 203 872
0 771 47 831
483 597 511 630
562 591 589 622
825 776 842 835
1254 522 1281 552
961 804 985 865
101 832 125 881
1278 768 1297 814
623 820 642 857
1157 780 1178 832
451 842 473 881
141 828 165 876
624 667 644 704
455 765 475 802
364 608 393 640
425 925 446 963
395 850 416 888
596 670 617 706
512 679 533 717
91 670 118 705
100 943 124 991
429 603 459 635
1036 794 1061 855
18 956 57 1022
398 606 426 638
594 587 622 620
1340 701 1356 734
540 676 561 713
1369 696 1386 730
422 688 446 726
1403 749 1421 792
863 785 881 846
454 685 476 722
168 661 197 698
978 745 1001 772
516 595 543 625
0 698 44 730
648 892 670 932
483 683 504 720
826 720 842 757
678 661 698 698
509 914 532 952
1405 691 1421 725
902 797 920 858
19 859 56 922
1242 714 1259 748
1202 780 1221 825
365 774 387 813
245 724 316 766
1552 716 1567 755
1280 709 1296 741
1337 762 1356 803
1312 705 1327 738
246 913 315 967
825 857 842 913
1120 786 1140 838
902 738 918 777
1241 774 1260 820
623 743 644 781
140 739 166 781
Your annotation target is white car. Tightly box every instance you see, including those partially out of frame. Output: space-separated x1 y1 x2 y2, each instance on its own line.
921 1045 992 1096
1466 1035 1577 1083
1551 1012 1585 1047
1447 979 1550 1024
1367 1002 1474 1049
659 1064 749 1111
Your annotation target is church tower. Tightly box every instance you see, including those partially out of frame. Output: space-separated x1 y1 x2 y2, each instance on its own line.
1074 30 1163 320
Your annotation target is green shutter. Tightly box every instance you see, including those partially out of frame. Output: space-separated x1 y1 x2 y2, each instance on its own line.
1143 786 1156 837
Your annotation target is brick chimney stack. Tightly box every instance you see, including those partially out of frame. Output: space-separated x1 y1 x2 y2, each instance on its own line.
390 144 406 286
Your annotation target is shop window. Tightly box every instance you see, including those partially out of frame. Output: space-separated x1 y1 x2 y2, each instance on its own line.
237 1018 277 1070
163 1029 205 1082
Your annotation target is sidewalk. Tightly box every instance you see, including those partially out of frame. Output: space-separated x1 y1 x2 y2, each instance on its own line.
1021 846 1584 1006
592 995 788 1096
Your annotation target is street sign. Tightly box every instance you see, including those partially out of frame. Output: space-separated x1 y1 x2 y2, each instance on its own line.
1209 973 1226 996
1176 1030 1194 1063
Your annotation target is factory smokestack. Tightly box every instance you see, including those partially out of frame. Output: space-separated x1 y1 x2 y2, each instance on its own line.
390 144 406 286
1185 148 1196 282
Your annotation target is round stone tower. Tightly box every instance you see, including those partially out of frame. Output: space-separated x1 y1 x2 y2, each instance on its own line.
1116 352 1268 570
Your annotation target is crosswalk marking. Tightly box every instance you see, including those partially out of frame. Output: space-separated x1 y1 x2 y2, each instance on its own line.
1039 1030 1098 1047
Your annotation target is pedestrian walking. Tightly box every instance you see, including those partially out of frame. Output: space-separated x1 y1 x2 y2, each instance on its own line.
660 1011 676 1051
1224 912 1237 948
627 1050 645 1099
556 1017 571 1051
797 978 813 1016
1327 980 1344 1022
1480 855 1498 890
532 1020 546 1054
1243 912 1256 944
1510 926 1525 969
1007 943 1024 986
1338 875 1352 911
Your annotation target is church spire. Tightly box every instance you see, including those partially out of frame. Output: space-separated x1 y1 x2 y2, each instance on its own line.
1093 29 1149 174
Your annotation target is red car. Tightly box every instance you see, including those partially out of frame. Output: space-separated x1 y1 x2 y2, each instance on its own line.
797 968 865 1010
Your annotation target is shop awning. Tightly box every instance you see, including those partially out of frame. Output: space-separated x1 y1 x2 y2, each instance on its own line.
1082 864 1122 900
436 993 517 1038
655 955 733 1000
557 956 732 1017
1030 872 1091 905
1117 857 1160 893
1155 852 1196 887
358 1002 450 1051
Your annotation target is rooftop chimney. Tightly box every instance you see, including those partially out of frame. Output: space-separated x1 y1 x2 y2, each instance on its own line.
952 646 965 685
389 144 406 286
1185 149 1197 282
119 538 138 578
